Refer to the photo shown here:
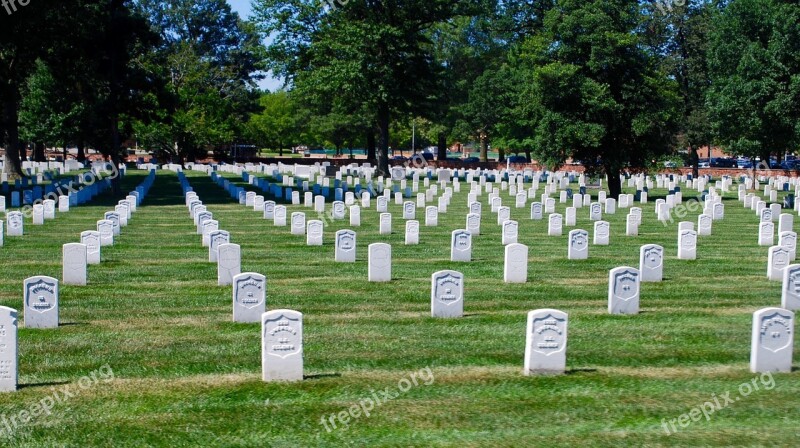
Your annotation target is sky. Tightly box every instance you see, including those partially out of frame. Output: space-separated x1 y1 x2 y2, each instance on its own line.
226 0 283 91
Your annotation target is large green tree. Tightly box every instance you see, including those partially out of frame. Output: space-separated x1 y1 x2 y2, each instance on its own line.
254 0 476 176
134 0 263 163
706 0 800 165
247 90 298 156
516 0 678 197
645 0 715 176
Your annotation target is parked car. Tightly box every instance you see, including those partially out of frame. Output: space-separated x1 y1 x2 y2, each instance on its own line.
506 155 528 163
462 157 480 163
698 159 710 168
710 157 737 168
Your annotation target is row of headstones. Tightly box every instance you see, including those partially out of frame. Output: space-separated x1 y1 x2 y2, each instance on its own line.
260 296 795 381
178 174 266 328
521 305 794 375
0 174 155 391
3 197 75 239
62 172 154 286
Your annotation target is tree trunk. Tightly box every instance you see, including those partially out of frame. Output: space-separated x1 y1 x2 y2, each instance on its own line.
279 142 283 157
498 147 505 163
367 129 376 161
77 142 86 163
524 147 532 163
34 142 46 162
690 145 699 177
437 132 447 160
1 98 24 177
377 103 390 177
607 169 622 199
479 134 488 162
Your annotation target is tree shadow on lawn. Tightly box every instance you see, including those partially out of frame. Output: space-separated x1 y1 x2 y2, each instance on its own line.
18 381 70 389
304 373 342 380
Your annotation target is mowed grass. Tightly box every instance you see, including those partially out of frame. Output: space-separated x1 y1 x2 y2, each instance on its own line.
0 169 797 447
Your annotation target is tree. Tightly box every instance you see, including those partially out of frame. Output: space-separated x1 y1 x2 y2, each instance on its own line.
254 0 476 176
247 91 298 156
643 0 715 177
134 0 263 163
706 0 800 166
515 0 678 198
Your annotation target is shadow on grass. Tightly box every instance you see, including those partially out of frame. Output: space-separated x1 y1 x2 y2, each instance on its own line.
304 373 342 380
565 368 598 375
19 381 70 389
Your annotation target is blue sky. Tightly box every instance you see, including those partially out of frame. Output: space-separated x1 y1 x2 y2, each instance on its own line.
226 0 283 91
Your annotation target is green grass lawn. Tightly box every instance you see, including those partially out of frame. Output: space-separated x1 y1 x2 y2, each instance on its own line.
0 169 797 447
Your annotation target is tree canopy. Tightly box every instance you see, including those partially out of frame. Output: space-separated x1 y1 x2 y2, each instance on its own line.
1 0 799 190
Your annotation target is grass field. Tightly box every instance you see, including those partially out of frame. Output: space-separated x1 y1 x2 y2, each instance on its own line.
0 168 797 447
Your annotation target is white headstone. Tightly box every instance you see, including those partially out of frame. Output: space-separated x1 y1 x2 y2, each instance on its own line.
263 201 276 220
273 205 287 226
349 205 361 226
530 202 543 220
608 266 640 315
451 230 472 262
779 213 794 234
58 196 69 212
504 243 528 283
233 272 266 323
697 214 712 236
782 264 800 310
332 201 346 220
759 222 775 246
780 231 797 261
291 213 307 236
750 307 794 373
80 231 101 264
677 230 697 260
593 221 610 246
768 246 791 281
405 220 420 245
0 307 18 391
262 309 303 382
209 230 231 262
466 213 481 236
62 243 87 286
97 220 114 246
431 270 464 318
379 213 392 235
32 204 44 225
565 207 576 226
23 276 58 328
568 229 589 260
502 220 519 245
548 213 563 236
497 206 510 225
368 243 392 282
639 244 663 282
306 220 323 246
217 243 241 286
589 203 602 221
335 230 356 262
604 198 616 215
43 199 55 220
524 309 568 375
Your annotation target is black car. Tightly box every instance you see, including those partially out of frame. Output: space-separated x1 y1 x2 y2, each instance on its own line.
709 157 737 168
